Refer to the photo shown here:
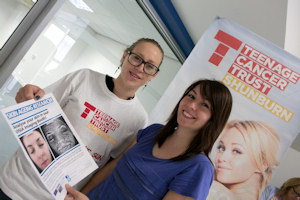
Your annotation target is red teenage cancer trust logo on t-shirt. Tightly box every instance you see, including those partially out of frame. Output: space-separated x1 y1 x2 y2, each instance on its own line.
81 101 120 145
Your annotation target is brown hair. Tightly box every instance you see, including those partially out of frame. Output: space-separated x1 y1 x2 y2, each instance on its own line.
125 38 164 66
277 177 300 197
154 79 233 161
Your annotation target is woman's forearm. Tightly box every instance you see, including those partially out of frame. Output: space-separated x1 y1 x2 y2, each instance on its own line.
80 139 137 195
81 157 118 194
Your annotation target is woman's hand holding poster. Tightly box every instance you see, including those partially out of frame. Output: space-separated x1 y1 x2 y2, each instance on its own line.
1 93 98 200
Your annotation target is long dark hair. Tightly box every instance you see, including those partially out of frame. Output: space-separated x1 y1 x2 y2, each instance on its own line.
154 79 232 161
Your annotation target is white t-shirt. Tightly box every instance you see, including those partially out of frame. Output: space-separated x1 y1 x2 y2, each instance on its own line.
0 69 148 200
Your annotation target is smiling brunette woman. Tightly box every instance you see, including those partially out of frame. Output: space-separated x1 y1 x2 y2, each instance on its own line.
64 79 233 200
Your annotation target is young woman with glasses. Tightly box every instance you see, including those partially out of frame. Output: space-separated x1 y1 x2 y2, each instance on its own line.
0 38 164 200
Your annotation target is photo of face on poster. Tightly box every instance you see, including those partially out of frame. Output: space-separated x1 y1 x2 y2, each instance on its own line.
21 128 54 173
41 116 78 158
208 120 280 200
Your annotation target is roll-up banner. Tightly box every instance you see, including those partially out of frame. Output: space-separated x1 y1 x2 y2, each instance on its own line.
149 17 300 199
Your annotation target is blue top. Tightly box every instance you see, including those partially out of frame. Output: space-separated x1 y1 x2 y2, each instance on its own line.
259 185 280 200
88 124 213 200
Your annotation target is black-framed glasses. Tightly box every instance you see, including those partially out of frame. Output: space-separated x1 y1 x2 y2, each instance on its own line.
293 187 300 197
127 51 159 76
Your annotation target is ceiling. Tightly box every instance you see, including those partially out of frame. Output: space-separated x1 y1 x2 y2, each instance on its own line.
62 0 178 60
171 0 288 48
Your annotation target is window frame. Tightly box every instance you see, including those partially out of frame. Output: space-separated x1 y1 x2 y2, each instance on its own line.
0 0 67 88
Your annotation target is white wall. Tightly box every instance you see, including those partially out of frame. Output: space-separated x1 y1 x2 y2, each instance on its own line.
285 0 300 58
270 147 300 187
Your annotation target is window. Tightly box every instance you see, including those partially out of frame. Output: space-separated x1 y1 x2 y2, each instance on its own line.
0 0 49 66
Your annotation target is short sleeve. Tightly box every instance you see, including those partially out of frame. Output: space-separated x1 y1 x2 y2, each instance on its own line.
136 127 145 142
137 124 163 142
259 185 279 200
169 159 213 200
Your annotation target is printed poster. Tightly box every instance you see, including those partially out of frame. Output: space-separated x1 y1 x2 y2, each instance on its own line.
1 93 98 200
149 17 300 199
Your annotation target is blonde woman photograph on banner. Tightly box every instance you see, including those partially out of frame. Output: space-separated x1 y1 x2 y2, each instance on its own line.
207 120 280 200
